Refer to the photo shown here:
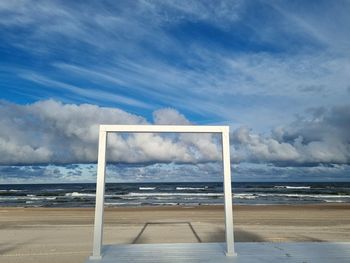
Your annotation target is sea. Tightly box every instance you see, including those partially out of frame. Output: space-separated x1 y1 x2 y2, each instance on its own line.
0 182 349 208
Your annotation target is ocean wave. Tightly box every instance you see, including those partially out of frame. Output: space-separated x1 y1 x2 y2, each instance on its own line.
286 186 311 189
0 196 57 201
28 196 57 200
324 200 345 203
111 196 148 200
139 187 156 190
151 202 182 206
105 202 142 206
252 193 350 199
123 192 223 197
234 194 257 199
0 189 22 193
274 186 311 189
176 187 208 190
65 192 96 197
25 201 42 206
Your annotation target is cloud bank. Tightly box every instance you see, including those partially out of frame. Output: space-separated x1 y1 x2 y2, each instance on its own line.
0 100 221 165
1 163 349 184
231 105 350 166
0 100 349 168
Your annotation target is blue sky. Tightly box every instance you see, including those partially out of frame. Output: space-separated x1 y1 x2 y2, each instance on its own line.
0 0 349 183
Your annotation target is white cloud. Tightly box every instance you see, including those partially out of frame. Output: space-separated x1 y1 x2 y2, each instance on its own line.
153 108 190 125
0 100 220 165
0 100 349 167
142 0 244 27
20 72 152 109
231 126 300 163
231 105 350 166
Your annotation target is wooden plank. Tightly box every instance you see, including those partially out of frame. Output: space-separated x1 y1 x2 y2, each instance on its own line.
86 242 350 263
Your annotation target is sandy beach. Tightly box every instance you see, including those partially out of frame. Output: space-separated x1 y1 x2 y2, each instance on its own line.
0 204 349 263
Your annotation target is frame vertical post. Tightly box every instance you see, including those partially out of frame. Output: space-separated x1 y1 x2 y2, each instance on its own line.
222 127 236 256
90 128 108 260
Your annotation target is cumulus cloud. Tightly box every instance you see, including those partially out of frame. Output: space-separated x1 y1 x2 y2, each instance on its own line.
0 100 220 165
0 100 349 167
231 126 300 163
153 108 190 125
232 105 350 166
152 108 222 162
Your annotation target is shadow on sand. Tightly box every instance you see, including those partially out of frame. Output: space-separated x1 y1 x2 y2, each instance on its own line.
132 221 202 244
131 222 267 244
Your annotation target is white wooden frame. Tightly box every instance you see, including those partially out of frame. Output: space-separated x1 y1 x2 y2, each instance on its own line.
90 125 236 260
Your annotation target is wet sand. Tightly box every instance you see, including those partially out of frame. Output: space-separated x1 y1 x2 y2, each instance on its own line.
0 204 349 263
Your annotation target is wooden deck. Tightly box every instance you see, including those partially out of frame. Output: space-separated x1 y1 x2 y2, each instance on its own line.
86 242 350 263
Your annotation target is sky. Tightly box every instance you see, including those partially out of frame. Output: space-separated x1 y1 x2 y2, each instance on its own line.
0 0 349 183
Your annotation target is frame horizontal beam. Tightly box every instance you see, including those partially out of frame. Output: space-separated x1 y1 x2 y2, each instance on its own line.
100 125 228 133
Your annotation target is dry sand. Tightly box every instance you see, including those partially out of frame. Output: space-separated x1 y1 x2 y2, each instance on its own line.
0 204 349 263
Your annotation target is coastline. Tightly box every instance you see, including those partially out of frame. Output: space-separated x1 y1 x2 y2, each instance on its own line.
1 204 349 263
1 203 350 226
